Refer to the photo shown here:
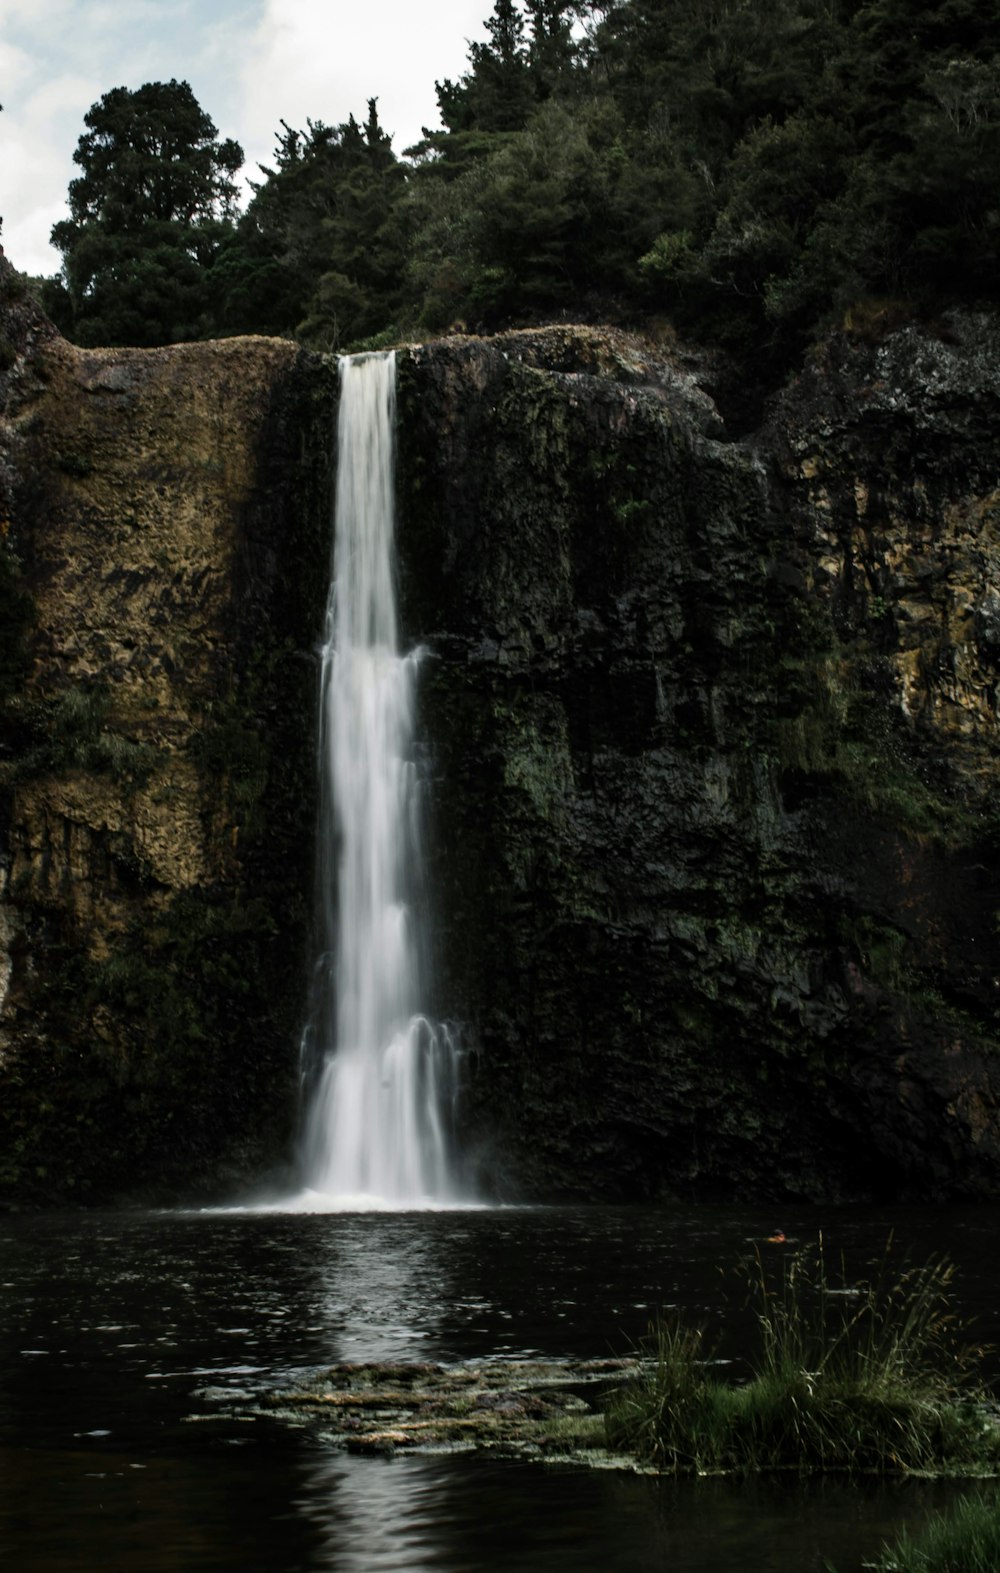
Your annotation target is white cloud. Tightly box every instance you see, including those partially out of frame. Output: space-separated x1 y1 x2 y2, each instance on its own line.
239 0 487 172
0 36 32 81
0 0 77 26
0 0 492 276
1 66 104 274
4 200 68 277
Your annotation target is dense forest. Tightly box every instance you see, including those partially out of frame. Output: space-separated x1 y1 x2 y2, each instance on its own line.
22 0 1000 394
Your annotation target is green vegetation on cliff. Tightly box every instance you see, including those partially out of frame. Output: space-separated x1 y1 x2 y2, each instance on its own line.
32 1 1000 396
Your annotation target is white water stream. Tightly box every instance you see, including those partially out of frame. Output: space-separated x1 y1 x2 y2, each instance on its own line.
298 352 463 1209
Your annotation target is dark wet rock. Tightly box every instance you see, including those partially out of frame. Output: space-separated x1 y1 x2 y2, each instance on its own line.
3 291 1000 1205
261 1357 634 1463
398 316 1000 1204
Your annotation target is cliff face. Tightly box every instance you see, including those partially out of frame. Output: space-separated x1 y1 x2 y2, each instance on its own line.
3 258 1000 1205
0 265 334 1202
397 319 1000 1202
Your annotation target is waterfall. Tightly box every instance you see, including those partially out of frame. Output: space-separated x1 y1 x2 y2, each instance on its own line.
298 351 462 1207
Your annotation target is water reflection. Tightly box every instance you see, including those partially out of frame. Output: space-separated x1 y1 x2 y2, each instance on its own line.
0 1442 320 1573
3 1206 1000 1573
297 1454 448 1573
289 1453 969 1573
308 1215 458 1363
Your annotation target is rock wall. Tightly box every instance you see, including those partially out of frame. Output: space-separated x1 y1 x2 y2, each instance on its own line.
0 263 335 1202
3 257 1000 1206
396 320 1000 1202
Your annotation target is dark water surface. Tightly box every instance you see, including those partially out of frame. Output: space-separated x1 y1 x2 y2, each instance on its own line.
2 1204 998 1570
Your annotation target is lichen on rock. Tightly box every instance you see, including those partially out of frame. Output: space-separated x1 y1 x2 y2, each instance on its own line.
0 259 336 1203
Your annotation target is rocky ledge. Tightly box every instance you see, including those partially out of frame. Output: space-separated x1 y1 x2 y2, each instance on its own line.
249 1357 637 1465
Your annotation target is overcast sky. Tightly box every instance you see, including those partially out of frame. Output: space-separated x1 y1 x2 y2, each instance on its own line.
0 0 489 276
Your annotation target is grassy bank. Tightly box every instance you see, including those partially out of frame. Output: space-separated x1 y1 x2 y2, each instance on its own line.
605 1241 1000 1476
858 1493 1000 1572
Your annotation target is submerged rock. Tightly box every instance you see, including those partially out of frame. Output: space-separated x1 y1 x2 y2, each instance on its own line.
259 1357 631 1463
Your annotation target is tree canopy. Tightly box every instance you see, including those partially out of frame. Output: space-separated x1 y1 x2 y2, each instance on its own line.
45 79 243 347
34 3 1000 392
217 99 407 347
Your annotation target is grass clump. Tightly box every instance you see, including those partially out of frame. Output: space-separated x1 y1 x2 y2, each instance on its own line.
605 1240 999 1476
862 1492 1000 1571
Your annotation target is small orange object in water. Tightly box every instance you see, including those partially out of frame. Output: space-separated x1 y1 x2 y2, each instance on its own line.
767 1231 786 1244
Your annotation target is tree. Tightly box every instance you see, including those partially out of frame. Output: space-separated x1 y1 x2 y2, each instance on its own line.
46 80 243 346
525 0 578 99
454 0 534 131
408 95 700 329
220 100 408 348
423 0 584 167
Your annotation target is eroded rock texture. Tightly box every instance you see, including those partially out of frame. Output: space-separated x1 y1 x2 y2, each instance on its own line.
397 320 1000 1202
0 263 334 1201
3 258 1000 1205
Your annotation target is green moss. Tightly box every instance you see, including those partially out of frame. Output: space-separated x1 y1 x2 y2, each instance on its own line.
836 739 957 841
770 653 974 847
840 915 911 992
0 685 159 787
53 449 94 477
671 1000 716 1042
494 696 574 823
0 882 296 1202
0 270 28 304
191 701 269 836
0 542 36 703
497 366 572 478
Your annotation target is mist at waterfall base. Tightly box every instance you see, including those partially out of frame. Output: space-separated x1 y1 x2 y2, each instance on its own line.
287 352 468 1213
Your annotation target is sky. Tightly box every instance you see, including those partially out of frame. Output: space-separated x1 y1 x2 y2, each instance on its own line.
0 0 489 276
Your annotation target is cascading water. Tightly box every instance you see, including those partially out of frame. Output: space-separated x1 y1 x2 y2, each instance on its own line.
298 351 462 1207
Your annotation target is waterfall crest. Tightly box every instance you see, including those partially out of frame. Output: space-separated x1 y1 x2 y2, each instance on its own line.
299 351 463 1208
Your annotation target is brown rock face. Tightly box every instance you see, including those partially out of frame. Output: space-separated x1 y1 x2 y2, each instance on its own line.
0 264 334 1202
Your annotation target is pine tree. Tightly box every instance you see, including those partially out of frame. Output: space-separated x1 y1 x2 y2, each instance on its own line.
435 0 534 136
47 80 243 346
